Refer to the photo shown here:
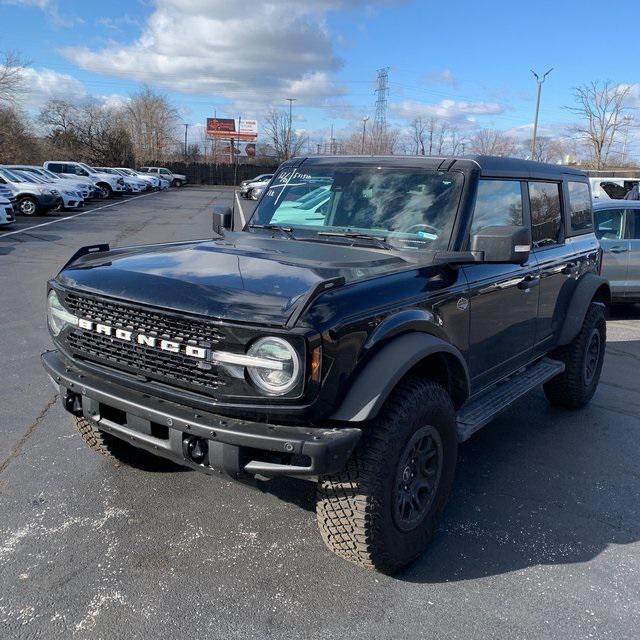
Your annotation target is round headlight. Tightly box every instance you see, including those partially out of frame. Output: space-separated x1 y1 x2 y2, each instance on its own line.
246 337 301 395
47 290 77 336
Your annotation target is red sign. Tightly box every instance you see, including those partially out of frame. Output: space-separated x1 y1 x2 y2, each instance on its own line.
206 117 258 141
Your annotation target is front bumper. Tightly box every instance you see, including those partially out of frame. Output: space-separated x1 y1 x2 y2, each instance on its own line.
42 350 360 480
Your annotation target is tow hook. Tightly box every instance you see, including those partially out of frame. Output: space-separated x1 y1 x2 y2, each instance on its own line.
183 436 209 465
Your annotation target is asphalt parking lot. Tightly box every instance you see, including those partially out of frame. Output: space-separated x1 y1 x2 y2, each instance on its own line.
0 186 639 639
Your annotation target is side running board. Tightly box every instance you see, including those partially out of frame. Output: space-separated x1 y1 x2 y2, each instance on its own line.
456 357 565 442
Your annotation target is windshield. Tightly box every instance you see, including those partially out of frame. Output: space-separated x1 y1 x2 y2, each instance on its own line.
15 171 43 183
249 166 463 250
0 168 25 183
40 168 61 180
79 162 97 175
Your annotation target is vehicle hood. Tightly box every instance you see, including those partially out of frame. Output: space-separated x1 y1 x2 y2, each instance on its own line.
57 233 421 326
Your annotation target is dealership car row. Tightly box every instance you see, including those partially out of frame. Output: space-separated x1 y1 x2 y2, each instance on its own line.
0 163 189 225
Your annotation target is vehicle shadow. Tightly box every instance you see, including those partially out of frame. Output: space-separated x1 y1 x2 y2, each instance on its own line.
398 385 640 583
608 303 640 321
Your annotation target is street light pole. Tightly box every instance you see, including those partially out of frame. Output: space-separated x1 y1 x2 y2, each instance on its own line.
183 123 189 160
285 98 296 159
361 116 369 154
530 68 553 161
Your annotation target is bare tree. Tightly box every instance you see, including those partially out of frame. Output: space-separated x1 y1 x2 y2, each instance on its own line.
566 81 632 169
39 97 135 165
409 117 427 155
264 108 307 162
436 121 449 155
0 105 42 162
125 86 179 164
0 51 28 104
468 128 516 156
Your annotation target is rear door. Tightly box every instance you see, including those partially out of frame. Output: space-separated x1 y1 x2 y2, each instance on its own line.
595 206 630 299
462 178 539 390
624 207 640 300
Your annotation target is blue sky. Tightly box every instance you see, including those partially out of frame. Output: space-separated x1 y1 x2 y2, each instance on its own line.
1 0 639 156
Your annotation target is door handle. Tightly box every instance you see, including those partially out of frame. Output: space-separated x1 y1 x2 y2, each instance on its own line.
609 246 628 254
518 275 540 290
561 262 579 275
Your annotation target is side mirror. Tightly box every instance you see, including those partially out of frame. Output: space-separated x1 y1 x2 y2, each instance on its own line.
212 206 233 236
471 225 531 264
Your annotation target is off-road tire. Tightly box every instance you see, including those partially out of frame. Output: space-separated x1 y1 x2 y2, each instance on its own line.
74 415 174 470
543 303 606 409
316 378 458 574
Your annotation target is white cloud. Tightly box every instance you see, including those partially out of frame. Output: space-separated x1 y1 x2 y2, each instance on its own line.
424 69 457 87
390 98 506 126
16 67 87 109
61 1 394 107
1 0 82 27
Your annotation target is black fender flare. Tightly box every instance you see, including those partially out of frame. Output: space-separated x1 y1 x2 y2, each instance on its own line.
557 273 610 346
330 332 470 422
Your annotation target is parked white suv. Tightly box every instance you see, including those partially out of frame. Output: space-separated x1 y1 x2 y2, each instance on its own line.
95 167 149 193
139 167 188 187
115 168 166 191
6 165 90 203
44 161 126 199
0 193 15 226
590 177 640 200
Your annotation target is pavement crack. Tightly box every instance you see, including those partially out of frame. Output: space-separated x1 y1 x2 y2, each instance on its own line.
0 394 58 479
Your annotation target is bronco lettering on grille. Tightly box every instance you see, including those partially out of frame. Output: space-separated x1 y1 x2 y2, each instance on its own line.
77 319 207 359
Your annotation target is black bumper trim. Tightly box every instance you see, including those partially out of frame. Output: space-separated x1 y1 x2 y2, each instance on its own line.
42 350 360 478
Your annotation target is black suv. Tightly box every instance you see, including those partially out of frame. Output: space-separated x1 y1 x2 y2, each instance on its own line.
42 156 609 573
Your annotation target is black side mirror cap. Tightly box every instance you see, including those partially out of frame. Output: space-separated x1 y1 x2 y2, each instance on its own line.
471 225 531 264
212 206 233 236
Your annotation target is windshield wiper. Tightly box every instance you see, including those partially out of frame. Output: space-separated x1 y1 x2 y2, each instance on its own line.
317 231 392 250
247 224 296 239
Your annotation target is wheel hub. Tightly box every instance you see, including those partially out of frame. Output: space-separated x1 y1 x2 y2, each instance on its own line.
583 328 601 385
392 425 443 532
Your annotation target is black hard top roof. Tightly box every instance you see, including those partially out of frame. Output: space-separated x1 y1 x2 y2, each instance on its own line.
291 155 587 181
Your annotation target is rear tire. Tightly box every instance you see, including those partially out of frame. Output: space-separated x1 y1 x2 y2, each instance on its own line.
74 416 176 470
316 378 458 574
543 303 606 409
18 196 39 216
172 179 182 188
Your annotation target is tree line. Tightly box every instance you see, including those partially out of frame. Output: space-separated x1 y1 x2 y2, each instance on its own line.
0 49 637 170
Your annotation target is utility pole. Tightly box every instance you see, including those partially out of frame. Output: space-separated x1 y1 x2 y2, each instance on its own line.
361 116 369 154
285 97 296 160
183 123 189 160
530 68 553 161
233 116 242 186
330 123 335 155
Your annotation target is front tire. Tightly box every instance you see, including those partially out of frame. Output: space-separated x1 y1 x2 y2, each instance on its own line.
74 416 175 470
172 179 182 188
18 196 39 216
96 183 112 199
543 303 606 409
316 378 458 574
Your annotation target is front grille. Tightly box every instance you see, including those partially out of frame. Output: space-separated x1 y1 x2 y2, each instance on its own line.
63 293 228 394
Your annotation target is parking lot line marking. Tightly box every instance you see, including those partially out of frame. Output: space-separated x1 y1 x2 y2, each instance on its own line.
235 191 246 228
0 192 157 239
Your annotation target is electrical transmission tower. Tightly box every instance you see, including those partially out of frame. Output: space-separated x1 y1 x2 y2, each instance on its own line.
373 67 390 153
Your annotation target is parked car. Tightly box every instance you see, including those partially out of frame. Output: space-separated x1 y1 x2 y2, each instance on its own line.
94 167 149 193
239 174 273 198
594 199 640 303
246 179 271 200
0 183 18 214
0 167 62 216
12 169 83 211
0 194 15 226
114 168 167 191
42 155 609 573
590 177 640 200
44 161 126 199
139 166 188 187
6 165 92 201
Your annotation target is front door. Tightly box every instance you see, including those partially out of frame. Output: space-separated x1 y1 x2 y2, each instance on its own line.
462 178 539 391
595 206 630 299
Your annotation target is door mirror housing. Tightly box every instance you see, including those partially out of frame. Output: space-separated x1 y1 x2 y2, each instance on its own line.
212 206 233 236
471 225 531 264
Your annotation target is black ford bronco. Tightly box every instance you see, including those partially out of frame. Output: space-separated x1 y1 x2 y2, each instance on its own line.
42 156 610 573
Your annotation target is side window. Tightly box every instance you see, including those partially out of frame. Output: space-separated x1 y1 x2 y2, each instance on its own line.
567 181 593 232
600 181 626 199
529 181 562 248
470 179 523 236
160 169 171 176
624 209 640 240
594 209 625 240
48 163 62 173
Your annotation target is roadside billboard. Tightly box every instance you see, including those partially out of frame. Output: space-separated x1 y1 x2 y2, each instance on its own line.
207 117 257 142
